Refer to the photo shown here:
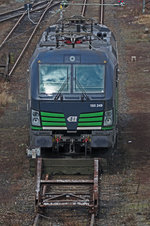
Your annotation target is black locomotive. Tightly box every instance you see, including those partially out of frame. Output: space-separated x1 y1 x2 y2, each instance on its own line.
28 16 118 156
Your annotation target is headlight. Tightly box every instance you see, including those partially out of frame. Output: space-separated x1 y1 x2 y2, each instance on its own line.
31 110 41 126
104 110 113 126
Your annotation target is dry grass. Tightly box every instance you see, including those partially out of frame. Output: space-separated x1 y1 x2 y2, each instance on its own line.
0 82 14 106
134 15 150 24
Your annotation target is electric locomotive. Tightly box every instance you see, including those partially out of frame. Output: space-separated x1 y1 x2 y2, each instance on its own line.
28 16 118 156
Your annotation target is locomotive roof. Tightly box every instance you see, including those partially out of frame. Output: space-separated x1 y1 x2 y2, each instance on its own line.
37 16 117 57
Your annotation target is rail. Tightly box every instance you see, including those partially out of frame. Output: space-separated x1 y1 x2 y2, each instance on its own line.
81 0 88 17
0 0 49 23
0 1 55 49
0 12 26 49
33 158 101 226
100 0 104 24
6 0 60 78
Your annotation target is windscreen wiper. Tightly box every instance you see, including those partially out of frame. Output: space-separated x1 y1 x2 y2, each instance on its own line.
54 78 68 101
75 76 90 101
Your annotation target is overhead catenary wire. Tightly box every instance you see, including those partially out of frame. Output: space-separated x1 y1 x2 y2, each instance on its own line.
61 3 125 6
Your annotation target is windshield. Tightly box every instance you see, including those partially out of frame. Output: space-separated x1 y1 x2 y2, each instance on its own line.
74 64 105 93
39 64 71 94
39 64 105 95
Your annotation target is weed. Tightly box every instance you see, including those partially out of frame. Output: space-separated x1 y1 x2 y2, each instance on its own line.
0 82 14 106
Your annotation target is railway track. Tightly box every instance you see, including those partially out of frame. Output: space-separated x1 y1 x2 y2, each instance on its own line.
81 0 104 23
0 0 61 78
29 2 106 225
0 1 49 23
32 158 101 226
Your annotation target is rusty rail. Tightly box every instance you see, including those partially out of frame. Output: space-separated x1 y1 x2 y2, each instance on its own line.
0 0 59 49
42 174 49 195
0 2 51 49
0 12 26 49
90 214 95 226
35 158 42 206
40 179 94 184
100 0 104 24
0 0 49 23
93 159 99 213
7 0 60 78
81 0 88 17
33 213 40 226
34 158 100 226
